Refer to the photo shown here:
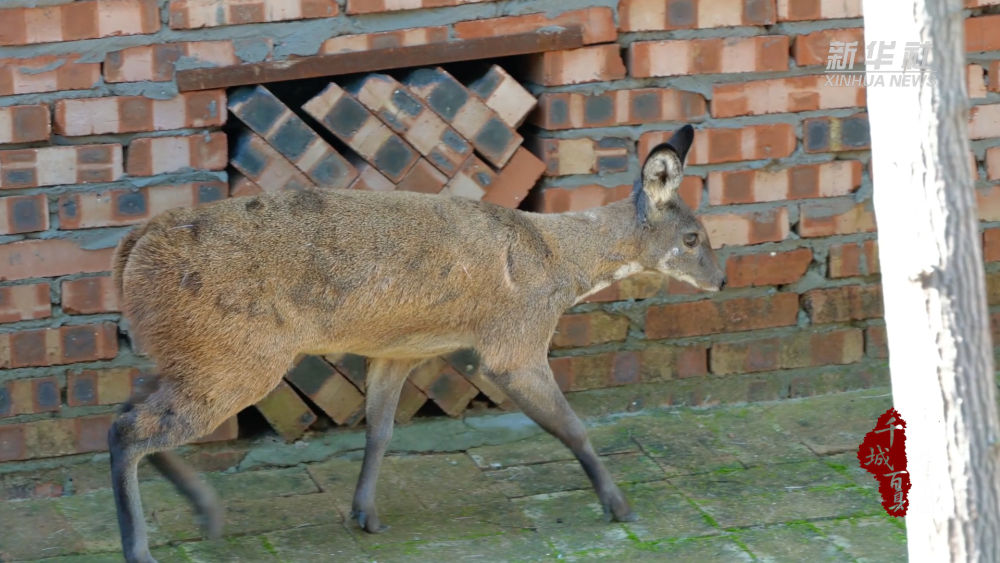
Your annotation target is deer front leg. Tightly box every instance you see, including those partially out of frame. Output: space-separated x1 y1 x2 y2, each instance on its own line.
352 358 422 533
485 359 636 522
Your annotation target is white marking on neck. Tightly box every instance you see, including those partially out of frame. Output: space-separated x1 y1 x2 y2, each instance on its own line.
573 262 644 305
613 262 643 281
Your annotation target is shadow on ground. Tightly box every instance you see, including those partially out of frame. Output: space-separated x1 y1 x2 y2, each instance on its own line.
0 388 905 562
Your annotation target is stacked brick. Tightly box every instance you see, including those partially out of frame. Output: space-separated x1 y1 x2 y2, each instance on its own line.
223 66 541 439
226 64 542 213
3 0 1000 464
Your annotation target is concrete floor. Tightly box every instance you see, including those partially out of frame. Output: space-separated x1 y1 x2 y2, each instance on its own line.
0 387 905 562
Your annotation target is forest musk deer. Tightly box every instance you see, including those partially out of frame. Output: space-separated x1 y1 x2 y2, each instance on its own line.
109 125 724 562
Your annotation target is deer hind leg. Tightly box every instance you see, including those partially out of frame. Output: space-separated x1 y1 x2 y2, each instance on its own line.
146 450 222 539
484 357 636 523
110 362 287 563
352 358 425 533
109 385 220 563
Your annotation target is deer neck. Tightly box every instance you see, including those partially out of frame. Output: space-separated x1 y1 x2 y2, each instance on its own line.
533 198 645 303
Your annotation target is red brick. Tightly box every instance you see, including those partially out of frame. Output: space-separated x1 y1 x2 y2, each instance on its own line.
802 285 883 323
985 228 1000 262
230 132 319 192
195 416 239 444
0 54 100 96
866 325 887 359
524 45 626 86
0 144 123 190
75 414 114 453
991 61 1000 93
442 155 495 200
552 312 629 349
321 26 449 54
0 283 50 323
620 0 775 31
777 0 861 21
396 158 448 195
408 360 479 417
54 91 227 136
977 185 1000 221
0 322 118 369
967 14 1000 53
67 367 145 407
394 380 429 423
405 67 522 168
639 124 796 166
126 133 228 176
230 172 264 197
799 199 876 237
535 184 634 213
986 147 1000 181
803 114 870 152
0 425 25 462
700 208 790 248
532 88 707 130
0 194 48 234
229 85 357 189
61 276 119 314
17 419 76 459
169 0 338 28
629 36 789 78
469 65 537 129
969 104 1000 140
708 161 861 204
58 181 228 230
533 137 629 176
304 83 419 182
481 147 546 209
0 239 114 282
794 28 864 66
351 73 471 177
710 328 863 375
0 414 116 459
713 75 865 118
349 160 395 192
347 0 492 14
255 380 316 442
105 40 260 82
285 357 365 426
549 350 670 391
828 240 879 278
455 7 616 45
989 272 1000 304
535 179 702 215
0 0 160 46
0 376 62 417
646 293 800 339
726 248 813 288
969 64 988 99
0 105 50 145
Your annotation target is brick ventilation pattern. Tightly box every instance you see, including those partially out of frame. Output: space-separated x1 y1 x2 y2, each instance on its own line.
225 64 542 440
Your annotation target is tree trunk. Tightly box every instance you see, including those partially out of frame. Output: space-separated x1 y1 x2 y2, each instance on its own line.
863 0 1000 559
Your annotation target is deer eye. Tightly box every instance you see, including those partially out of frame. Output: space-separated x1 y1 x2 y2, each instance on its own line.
683 233 699 248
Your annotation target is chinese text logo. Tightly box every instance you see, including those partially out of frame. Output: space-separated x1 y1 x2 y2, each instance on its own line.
857 408 909 517
826 41 933 87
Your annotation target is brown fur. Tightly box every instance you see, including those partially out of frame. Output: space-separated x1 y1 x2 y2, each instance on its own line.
108 126 723 563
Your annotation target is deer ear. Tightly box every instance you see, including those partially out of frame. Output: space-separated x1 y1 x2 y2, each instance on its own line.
639 125 694 209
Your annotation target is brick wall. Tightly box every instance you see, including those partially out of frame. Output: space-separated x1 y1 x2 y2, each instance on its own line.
1 0 999 463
